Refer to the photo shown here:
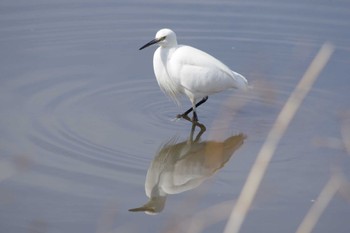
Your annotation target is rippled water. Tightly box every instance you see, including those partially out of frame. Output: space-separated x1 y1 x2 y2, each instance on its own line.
1 0 349 233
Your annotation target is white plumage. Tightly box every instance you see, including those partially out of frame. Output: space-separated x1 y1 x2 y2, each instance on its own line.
129 133 246 214
140 28 248 121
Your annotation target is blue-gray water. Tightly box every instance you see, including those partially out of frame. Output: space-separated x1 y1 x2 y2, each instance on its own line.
1 0 349 232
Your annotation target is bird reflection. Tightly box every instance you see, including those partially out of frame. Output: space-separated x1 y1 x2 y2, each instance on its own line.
129 122 246 214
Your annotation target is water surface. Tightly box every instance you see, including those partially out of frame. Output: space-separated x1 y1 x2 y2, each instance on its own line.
1 0 349 233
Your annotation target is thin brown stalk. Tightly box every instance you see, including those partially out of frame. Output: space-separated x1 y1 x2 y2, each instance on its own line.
295 174 342 233
223 42 335 233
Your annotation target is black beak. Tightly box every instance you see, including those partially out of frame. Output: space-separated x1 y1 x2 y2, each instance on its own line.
139 37 164 50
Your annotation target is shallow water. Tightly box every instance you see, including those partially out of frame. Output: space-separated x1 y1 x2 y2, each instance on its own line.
1 0 349 232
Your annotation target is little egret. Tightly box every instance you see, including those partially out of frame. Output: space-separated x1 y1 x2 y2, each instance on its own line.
139 28 248 122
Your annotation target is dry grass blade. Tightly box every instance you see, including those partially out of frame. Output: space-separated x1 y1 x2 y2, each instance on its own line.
223 42 335 233
295 174 342 233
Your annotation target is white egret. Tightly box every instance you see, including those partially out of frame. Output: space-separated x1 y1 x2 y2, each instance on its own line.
139 28 248 121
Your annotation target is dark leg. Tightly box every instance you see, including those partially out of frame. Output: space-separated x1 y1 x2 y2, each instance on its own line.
176 96 208 119
192 111 198 122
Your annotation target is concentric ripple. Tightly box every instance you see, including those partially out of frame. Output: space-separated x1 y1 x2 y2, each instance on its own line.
1 1 349 232
17 72 189 183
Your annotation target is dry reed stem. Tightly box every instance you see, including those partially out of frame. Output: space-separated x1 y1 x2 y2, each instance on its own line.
223 42 335 233
295 174 342 233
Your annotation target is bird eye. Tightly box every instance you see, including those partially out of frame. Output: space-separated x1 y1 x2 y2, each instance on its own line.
160 36 166 41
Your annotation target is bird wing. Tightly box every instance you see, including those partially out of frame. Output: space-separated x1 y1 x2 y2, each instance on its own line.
167 45 247 97
161 172 206 194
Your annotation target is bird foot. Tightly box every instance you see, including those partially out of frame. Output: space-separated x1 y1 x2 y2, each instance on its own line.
176 113 199 124
176 113 192 121
176 113 185 119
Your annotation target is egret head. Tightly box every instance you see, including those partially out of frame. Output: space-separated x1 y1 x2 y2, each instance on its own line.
139 28 177 50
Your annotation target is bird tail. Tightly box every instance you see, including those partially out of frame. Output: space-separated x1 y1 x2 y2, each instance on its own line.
232 71 248 90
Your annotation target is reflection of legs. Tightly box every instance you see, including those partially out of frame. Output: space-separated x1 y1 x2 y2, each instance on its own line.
193 122 206 142
182 115 206 142
177 96 208 120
